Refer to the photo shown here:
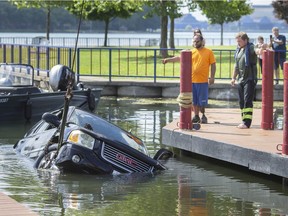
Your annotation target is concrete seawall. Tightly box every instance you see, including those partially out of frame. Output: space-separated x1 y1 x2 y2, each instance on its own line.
82 79 284 101
34 73 283 101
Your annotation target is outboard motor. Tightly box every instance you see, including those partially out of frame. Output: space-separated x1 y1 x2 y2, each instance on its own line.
49 64 76 92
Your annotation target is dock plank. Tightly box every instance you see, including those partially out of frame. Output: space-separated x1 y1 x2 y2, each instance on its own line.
0 192 38 216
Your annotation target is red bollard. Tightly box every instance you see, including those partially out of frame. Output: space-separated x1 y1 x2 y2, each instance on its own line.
282 62 288 155
179 50 192 130
261 50 274 130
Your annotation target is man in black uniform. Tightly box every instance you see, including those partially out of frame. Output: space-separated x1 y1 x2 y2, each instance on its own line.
231 32 257 129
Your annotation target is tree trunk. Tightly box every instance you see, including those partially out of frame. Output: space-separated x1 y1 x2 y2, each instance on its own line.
169 16 175 49
104 19 110 47
160 15 168 58
46 8 51 40
220 23 224 46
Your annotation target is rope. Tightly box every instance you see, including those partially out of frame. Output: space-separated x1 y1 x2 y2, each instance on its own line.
177 92 192 108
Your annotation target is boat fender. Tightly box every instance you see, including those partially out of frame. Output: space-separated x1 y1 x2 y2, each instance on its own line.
87 89 96 111
25 98 32 121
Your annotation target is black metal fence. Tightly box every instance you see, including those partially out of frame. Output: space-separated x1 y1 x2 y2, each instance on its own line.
0 43 286 83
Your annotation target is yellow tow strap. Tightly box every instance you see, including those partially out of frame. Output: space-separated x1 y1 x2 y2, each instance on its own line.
177 92 192 108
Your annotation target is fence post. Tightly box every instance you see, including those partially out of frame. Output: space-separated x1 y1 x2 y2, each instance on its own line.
76 48 80 83
109 48 112 82
282 61 288 155
19 45 22 64
11 45 14 62
154 49 157 83
27 46 31 65
261 50 274 130
179 50 192 130
3 45 7 62
46 47 50 74
36 46 40 76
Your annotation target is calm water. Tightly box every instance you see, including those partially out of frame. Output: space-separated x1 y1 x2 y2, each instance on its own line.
0 32 283 39
1 97 288 216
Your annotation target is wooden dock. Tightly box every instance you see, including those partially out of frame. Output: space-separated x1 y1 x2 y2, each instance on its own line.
162 108 288 179
0 192 38 216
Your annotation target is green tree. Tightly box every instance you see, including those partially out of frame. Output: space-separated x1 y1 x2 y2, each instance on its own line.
167 0 183 49
10 0 72 40
0 2 42 31
193 0 253 45
272 0 288 24
68 0 142 47
144 0 184 57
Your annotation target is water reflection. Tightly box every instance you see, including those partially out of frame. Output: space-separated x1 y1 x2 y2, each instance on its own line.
0 121 35 144
0 97 288 215
95 97 178 155
171 155 288 215
38 171 158 212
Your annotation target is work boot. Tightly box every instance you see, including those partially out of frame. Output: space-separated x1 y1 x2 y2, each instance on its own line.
192 115 200 123
201 114 208 124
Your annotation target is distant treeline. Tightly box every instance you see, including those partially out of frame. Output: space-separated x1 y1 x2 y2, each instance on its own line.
0 1 160 33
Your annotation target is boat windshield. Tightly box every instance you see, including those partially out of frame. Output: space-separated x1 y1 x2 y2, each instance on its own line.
69 108 149 155
0 64 34 86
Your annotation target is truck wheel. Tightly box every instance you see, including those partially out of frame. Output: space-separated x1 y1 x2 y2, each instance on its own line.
34 144 58 169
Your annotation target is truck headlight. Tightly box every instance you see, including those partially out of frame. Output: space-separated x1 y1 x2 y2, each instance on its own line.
67 130 95 150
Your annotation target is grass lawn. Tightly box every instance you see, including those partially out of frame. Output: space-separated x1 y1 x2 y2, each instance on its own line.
76 46 237 79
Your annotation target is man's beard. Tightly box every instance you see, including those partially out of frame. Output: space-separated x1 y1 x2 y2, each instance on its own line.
195 43 202 48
